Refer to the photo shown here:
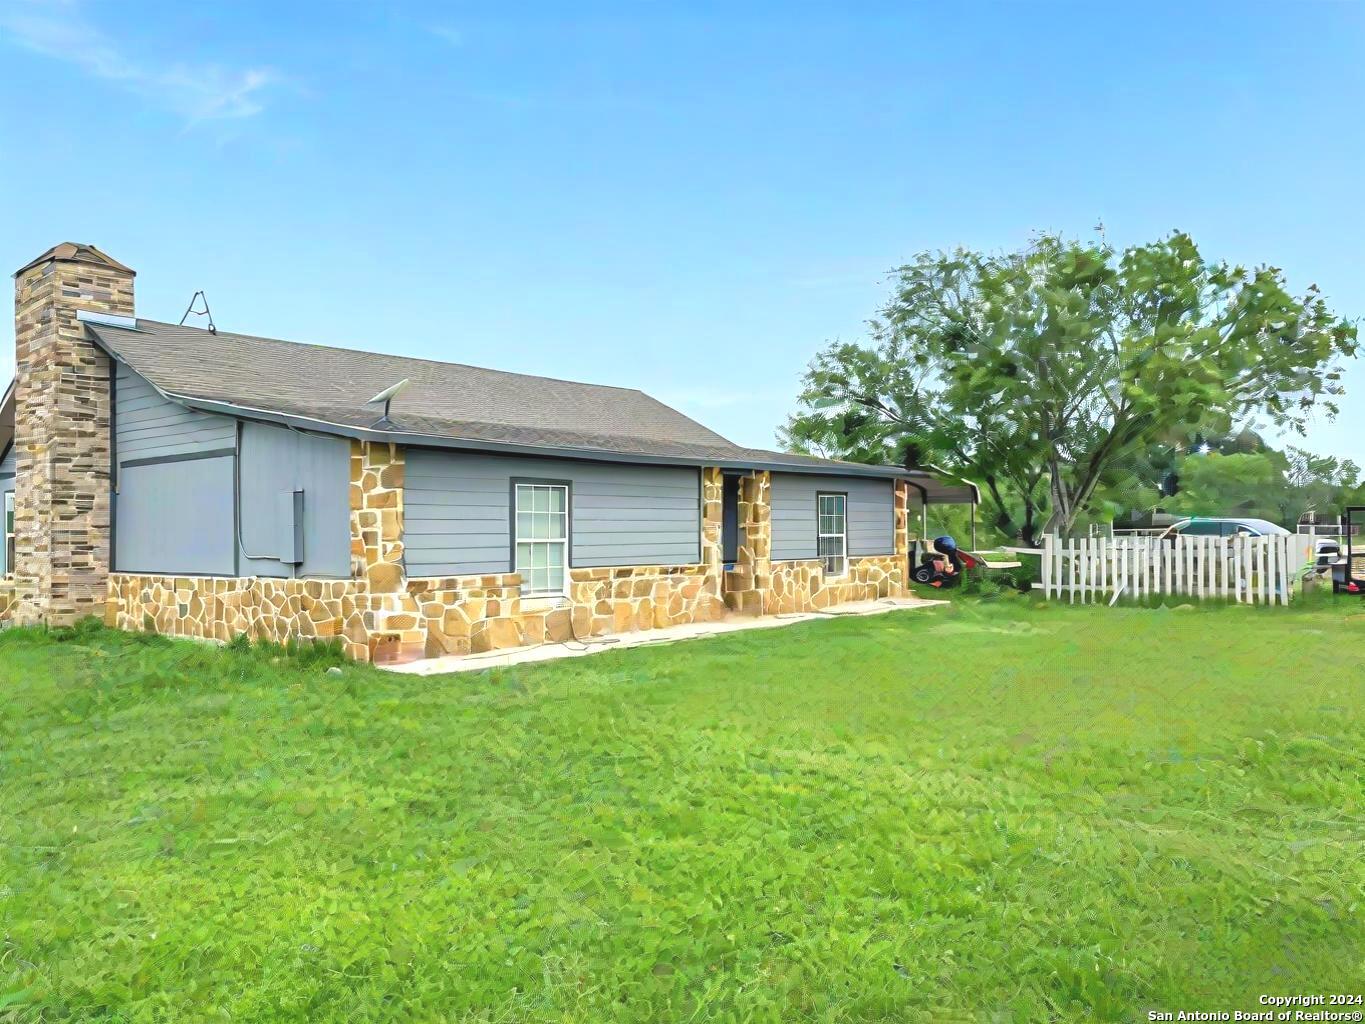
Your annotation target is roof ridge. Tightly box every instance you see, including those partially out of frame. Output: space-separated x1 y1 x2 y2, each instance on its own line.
132 318 657 398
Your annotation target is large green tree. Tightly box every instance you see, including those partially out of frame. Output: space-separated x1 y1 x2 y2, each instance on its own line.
784 233 1357 540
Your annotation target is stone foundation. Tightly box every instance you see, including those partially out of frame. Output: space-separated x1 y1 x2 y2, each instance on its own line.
105 560 731 665
107 575 374 658
568 564 726 637
408 575 528 658
765 555 905 614
105 573 521 664
0 582 14 622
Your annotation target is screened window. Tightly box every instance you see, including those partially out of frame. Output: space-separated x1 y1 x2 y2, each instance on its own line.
817 492 847 577
515 483 568 596
3 491 13 577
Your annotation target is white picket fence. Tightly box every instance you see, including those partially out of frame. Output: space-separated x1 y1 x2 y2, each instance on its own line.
1038 534 1305 605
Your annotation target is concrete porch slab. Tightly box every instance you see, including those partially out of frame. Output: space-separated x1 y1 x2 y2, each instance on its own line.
382 595 947 676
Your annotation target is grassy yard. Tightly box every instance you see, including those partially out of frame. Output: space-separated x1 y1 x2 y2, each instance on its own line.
1 597 1363 1022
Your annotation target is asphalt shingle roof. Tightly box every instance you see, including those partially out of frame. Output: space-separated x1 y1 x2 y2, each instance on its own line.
82 317 976 500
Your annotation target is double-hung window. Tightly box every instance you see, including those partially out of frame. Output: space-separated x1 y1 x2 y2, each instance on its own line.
515 482 569 596
2 491 13 577
817 492 847 577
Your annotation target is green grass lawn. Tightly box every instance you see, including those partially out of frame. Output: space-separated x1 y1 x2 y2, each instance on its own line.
2 597 1363 1022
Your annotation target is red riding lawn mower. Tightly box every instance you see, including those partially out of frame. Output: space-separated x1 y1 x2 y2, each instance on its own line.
910 535 978 589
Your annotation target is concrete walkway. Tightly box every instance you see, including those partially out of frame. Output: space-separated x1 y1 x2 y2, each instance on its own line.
383 595 947 676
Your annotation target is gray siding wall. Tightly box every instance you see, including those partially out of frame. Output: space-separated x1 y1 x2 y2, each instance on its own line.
0 445 13 577
112 365 350 579
405 448 701 577
770 473 895 560
115 362 235 462
237 422 351 578
116 456 237 575
114 364 237 576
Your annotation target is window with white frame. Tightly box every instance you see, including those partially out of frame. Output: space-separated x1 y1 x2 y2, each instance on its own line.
515 482 568 596
817 492 847 577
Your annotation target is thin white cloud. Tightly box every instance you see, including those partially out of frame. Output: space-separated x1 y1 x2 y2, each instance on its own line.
427 24 463 47
0 0 277 124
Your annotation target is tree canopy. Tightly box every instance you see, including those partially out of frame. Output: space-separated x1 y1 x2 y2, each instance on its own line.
1161 446 1363 526
785 232 1358 541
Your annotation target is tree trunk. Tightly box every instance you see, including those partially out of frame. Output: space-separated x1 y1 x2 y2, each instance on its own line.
1044 471 1077 538
1020 497 1041 548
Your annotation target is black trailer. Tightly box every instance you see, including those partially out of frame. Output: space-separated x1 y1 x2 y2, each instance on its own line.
1332 506 1364 594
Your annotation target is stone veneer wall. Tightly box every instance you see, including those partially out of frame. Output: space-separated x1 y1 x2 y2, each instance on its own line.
765 555 904 614
724 470 772 615
106 572 523 663
107 575 371 653
350 441 406 589
0 582 14 621
11 248 135 625
700 467 725 606
415 563 725 659
106 562 730 664
347 441 425 661
568 564 724 636
894 479 912 561
104 447 730 662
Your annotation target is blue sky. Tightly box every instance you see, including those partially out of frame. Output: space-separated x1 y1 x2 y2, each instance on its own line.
1 1 1362 465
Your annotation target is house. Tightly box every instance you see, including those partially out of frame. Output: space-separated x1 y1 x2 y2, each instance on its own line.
0 243 975 662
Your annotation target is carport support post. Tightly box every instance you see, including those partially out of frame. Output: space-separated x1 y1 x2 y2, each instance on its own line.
971 499 977 552
893 480 911 593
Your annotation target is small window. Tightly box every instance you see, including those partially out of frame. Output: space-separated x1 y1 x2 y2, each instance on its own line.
817 492 847 577
3 491 13 577
515 483 568 596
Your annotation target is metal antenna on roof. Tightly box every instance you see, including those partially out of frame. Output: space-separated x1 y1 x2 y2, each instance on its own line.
179 291 217 335
367 379 410 429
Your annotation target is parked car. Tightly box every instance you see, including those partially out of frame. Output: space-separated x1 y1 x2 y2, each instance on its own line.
1156 517 1291 541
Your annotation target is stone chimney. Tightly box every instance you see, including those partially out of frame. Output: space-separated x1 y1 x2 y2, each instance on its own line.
11 243 135 625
